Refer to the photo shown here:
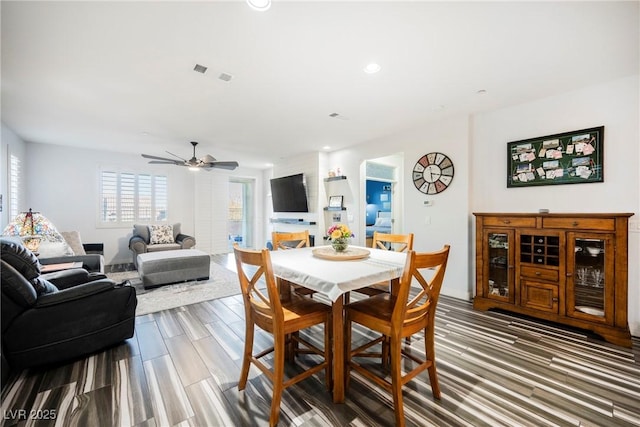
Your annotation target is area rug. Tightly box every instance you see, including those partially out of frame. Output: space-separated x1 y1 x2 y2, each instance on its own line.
106 262 240 316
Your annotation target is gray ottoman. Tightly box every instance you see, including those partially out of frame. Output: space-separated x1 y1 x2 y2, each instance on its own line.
137 249 210 289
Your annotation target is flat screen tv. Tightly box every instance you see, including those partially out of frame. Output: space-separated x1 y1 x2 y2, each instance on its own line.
270 173 309 212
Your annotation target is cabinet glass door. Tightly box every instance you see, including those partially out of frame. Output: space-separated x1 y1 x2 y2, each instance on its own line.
485 229 514 303
567 233 614 323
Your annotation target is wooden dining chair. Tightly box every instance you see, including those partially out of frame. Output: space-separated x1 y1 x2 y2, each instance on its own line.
352 231 414 297
345 245 450 427
233 245 332 427
271 230 316 298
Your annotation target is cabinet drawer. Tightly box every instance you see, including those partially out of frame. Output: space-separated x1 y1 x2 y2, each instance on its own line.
520 265 559 282
542 217 615 231
483 216 536 228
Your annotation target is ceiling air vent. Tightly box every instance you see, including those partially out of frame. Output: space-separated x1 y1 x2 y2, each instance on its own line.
193 64 208 74
218 73 233 82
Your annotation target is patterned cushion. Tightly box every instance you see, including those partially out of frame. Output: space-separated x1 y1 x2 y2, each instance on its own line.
149 225 174 244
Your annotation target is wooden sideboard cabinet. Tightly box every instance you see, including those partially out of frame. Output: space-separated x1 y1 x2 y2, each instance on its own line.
473 212 634 347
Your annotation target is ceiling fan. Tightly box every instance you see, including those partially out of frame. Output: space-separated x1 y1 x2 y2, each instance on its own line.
142 141 239 171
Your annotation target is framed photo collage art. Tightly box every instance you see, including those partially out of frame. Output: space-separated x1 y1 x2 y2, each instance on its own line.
507 126 604 188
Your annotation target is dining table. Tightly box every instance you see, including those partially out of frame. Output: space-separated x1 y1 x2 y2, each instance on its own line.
269 245 407 403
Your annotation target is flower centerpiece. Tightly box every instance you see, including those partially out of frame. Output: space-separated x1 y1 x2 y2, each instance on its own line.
327 223 354 252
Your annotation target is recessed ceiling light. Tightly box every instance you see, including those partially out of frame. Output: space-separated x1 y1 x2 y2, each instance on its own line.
363 63 381 74
323 146 331 150
247 0 271 11
477 89 487 95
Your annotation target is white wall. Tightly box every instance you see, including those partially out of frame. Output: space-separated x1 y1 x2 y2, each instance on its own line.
1 124 27 226
326 115 472 301
4 74 638 336
324 75 639 336
269 152 323 244
471 75 640 336
22 142 263 264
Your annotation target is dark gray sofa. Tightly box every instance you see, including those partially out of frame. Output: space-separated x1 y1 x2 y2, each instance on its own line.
128 223 196 268
1 237 137 375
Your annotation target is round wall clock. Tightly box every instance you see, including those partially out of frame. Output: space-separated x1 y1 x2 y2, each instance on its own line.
412 152 454 194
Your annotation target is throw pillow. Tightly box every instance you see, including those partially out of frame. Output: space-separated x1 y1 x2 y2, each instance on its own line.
60 231 86 255
30 277 59 296
149 225 174 244
37 240 75 258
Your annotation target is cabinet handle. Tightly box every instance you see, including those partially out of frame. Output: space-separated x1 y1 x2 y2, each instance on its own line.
566 272 573 277
572 221 579 227
503 220 511 224
535 271 541 276
552 297 559 302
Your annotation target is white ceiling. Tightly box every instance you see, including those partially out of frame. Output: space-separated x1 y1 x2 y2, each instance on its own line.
2 1 638 169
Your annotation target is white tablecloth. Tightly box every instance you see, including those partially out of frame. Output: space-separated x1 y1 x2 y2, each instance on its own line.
269 245 406 301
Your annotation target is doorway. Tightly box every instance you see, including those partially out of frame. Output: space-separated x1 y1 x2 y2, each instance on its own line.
228 178 255 249
361 155 403 247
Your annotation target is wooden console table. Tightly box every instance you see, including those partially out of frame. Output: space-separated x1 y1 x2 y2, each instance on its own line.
473 212 633 347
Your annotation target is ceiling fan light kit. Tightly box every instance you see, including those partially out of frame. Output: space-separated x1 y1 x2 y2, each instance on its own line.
142 141 239 171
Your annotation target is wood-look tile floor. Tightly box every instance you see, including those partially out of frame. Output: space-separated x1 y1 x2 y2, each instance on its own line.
2 256 639 426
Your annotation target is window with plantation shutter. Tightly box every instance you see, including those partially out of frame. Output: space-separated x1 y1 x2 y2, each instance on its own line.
9 153 21 218
99 170 168 225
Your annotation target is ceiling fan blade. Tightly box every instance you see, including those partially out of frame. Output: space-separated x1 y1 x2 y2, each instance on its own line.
200 154 217 163
148 160 186 165
165 150 187 162
143 142 237 171
204 161 239 170
142 153 181 162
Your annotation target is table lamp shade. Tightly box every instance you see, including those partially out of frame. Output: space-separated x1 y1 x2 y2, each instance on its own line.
1 209 63 252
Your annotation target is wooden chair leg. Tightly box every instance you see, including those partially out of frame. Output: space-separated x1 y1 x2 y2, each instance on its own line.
239 323 254 390
270 334 286 427
381 335 390 368
345 315 352 391
390 336 405 427
425 327 441 399
324 314 332 392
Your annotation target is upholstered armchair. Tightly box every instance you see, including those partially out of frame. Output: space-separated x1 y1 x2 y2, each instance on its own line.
128 223 196 268
1 237 137 371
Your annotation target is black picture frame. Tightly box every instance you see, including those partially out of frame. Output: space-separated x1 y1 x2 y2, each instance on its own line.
507 126 604 188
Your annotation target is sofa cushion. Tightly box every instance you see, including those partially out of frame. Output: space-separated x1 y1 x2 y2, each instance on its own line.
60 231 86 255
0 238 42 279
146 243 181 252
149 225 174 244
